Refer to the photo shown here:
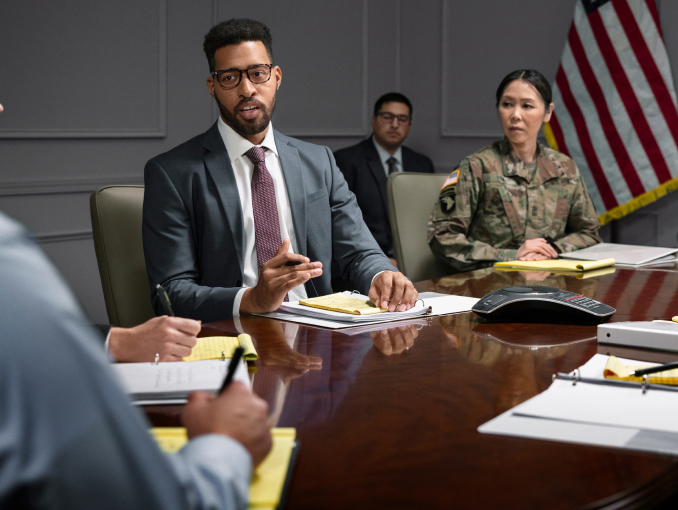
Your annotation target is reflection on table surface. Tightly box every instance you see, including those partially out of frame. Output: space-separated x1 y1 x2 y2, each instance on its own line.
147 268 678 509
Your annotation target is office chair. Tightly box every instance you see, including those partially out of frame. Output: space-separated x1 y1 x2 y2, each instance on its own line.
90 185 155 328
387 172 452 282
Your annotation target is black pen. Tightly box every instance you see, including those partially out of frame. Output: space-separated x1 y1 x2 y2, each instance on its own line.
629 361 678 377
155 284 175 316
218 346 245 395
285 259 319 297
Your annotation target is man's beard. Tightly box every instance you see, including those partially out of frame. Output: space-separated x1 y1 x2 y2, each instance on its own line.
215 93 276 138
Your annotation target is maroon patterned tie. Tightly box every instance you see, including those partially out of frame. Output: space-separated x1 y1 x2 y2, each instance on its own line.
245 146 289 301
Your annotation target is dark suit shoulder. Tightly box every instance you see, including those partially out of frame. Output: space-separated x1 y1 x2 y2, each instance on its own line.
147 131 207 169
333 139 368 160
402 145 435 173
274 130 331 160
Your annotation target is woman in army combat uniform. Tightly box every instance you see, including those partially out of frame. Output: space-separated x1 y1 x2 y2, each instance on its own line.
428 69 601 274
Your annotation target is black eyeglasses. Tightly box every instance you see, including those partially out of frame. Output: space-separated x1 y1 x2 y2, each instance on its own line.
376 112 411 124
211 64 273 89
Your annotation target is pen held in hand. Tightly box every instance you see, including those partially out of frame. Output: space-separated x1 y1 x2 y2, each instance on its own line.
284 259 319 297
218 346 245 395
629 361 678 377
155 284 175 317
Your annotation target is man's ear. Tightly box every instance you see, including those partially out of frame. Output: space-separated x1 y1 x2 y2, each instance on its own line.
274 66 282 90
207 77 215 98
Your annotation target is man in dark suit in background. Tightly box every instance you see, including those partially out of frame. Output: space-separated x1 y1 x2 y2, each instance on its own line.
334 93 435 266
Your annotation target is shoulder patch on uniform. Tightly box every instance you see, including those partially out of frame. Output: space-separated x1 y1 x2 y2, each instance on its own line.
441 170 459 191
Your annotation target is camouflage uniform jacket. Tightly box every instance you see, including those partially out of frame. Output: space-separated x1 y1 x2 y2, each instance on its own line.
428 138 601 273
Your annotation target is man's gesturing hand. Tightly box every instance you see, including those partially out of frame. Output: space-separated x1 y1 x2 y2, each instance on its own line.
368 270 418 312
182 382 272 467
240 239 323 314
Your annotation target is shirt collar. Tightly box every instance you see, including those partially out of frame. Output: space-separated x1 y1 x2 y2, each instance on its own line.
218 117 279 163
372 135 402 166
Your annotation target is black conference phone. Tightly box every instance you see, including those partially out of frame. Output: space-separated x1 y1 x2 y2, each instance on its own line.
472 286 616 325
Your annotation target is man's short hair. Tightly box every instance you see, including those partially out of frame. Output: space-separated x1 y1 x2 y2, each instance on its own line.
373 92 413 117
203 18 273 73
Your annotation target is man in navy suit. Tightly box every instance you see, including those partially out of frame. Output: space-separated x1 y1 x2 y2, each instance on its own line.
333 93 435 265
143 19 417 323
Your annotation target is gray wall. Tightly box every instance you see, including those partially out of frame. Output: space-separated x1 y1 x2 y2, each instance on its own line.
1 0 677 324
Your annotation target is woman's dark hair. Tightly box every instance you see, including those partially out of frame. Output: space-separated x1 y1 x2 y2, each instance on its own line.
495 69 552 108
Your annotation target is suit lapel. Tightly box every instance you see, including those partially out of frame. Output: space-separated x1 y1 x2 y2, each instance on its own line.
276 131 307 258
364 139 389 217
202 122 245 273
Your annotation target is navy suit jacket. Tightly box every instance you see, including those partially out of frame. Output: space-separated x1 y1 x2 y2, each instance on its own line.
333 138 435 257
143 122 394 322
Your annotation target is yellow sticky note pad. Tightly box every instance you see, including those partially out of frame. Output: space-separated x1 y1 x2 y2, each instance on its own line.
151 427 296 510
183 334 257 361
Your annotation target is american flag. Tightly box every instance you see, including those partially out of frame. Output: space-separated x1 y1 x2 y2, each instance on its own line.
543 0 678 225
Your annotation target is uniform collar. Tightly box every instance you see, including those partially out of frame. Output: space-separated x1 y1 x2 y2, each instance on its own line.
500 137 559 185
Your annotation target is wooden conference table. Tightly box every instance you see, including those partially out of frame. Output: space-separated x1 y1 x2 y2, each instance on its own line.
147 267 678 509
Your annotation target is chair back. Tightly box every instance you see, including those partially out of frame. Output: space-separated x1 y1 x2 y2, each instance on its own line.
90 185 154 327
387 172 452 282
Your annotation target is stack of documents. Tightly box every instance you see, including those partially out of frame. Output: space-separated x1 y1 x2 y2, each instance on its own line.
113 358 249 405
256 292 479 329
560 243 678 267
281 292 427 323
152 427 298 510
479 354 678 455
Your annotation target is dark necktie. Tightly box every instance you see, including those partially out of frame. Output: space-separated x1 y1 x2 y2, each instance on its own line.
245 147 288 301
387 156 398 175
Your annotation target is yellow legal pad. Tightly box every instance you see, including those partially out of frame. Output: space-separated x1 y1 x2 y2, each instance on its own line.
494 257 616 272
299 293 387 315
152 427 297 510
183 334 258 361
604 355 678 386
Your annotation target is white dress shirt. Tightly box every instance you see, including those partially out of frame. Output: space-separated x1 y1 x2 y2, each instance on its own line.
217 119 308 317
372 136 403 176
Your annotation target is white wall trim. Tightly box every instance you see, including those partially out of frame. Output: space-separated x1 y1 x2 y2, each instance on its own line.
283 0 370 137
440 0 503 138
36 230 93 244
0 0 167 139
0 175 142 197
395 0 401 91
